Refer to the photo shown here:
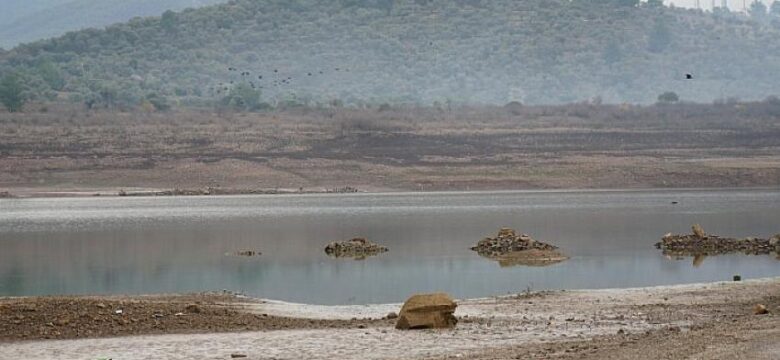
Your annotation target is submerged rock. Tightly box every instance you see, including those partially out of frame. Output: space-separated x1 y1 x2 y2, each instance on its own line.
225 250 262 257
395 293 457 330
471 228 568 267
655 225 778 257
324 238 388 259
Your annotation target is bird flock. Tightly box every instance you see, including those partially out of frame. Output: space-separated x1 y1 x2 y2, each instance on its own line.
211 66 351 95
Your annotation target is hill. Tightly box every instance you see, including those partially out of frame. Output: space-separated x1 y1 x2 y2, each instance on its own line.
0 0 226 49
2 0 780 108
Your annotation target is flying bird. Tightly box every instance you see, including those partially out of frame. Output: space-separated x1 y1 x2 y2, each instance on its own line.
685 74 693 80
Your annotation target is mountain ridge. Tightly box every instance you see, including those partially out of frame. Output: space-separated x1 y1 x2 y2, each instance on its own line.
2 0 780 108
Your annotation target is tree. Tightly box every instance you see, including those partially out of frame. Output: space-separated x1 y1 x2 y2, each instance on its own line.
37 61 65 91
771 1 780 15
0 73 25 112
657 91 679 104
222 82 261 111
749 1 768 19
591 0 640 6
145 93 171 111
161 10 178 32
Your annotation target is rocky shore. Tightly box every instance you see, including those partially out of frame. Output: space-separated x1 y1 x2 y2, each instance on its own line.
470 228 568 266
655 225 780 257
0 294 383 342
3 279 780 359
324 238 389 259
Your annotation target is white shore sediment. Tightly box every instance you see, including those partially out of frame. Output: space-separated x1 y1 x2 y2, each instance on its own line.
2 278 779 360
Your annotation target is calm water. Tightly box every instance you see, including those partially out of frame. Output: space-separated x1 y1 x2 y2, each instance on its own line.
1 189 779 305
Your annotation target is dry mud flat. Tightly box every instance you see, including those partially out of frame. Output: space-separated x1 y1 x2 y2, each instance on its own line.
2 278 780 360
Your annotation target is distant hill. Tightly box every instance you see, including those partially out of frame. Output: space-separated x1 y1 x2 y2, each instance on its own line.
0 0 71 27
2 0 780 108
0 0 226 49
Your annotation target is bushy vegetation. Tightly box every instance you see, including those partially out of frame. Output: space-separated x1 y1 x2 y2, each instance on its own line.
2 0 780 111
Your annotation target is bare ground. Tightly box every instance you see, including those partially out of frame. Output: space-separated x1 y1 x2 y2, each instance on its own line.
1 104 780 196
1 278 779 359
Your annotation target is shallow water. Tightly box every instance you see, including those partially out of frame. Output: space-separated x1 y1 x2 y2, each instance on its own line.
0 189 778 305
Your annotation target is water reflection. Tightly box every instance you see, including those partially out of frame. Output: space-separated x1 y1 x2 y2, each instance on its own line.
490 253 568 268
664 252 780 268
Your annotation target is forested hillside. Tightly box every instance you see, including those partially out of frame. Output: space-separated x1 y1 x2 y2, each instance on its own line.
2 0 780 109
0 0 226 49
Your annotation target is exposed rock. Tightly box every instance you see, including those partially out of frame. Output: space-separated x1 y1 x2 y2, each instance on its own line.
386 312 398 320
0 191 14 198
326 186 360 193
754 304 769 315
225 250 261 257
230 354 248 358
324 238 388 259
395 293 457 330
471 228 568 267
692 224 706 239
185 304 201 314
655 225 778 257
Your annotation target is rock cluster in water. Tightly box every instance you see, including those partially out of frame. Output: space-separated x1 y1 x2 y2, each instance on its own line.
324 238 388 259
655 224 780 257
471 228 568 267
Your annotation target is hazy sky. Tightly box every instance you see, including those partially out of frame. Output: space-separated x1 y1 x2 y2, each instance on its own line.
667 0 774 11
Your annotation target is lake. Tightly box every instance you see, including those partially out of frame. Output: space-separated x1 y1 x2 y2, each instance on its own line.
1 189 778 305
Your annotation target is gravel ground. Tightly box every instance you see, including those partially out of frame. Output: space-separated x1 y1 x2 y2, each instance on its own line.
1 278 779 360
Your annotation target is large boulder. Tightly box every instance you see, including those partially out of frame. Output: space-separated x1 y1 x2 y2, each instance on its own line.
395 293 457 330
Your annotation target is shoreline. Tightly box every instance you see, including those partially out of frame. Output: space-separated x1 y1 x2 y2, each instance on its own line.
2 278 779 359
2 185 780 199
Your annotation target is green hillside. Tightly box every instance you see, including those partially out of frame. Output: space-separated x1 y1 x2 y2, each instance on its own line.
2 0 780 109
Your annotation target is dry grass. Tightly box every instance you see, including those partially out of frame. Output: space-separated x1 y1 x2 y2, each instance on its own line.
1 102 779 192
